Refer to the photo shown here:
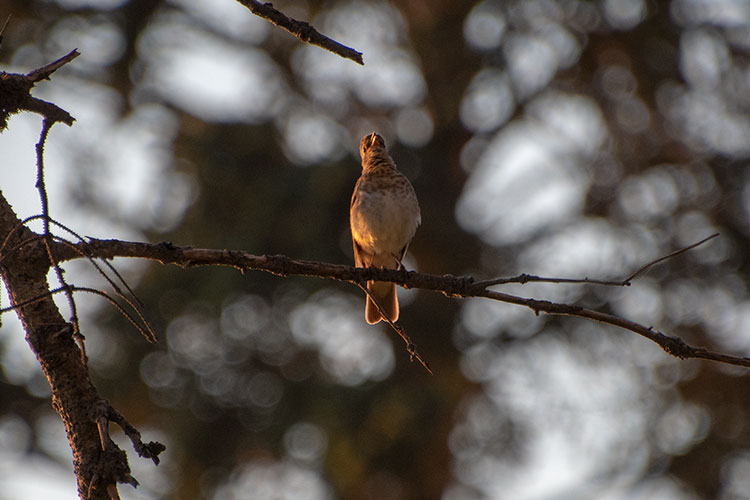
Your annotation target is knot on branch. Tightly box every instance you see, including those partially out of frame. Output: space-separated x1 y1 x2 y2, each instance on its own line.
0 72 33 129
265 254 291 276
136 441 167 464
441 274 474 297
399 267 416 288
657 333 693 359
527 299 583 317
158 241 177 251
98 446 138 487
516 273 532 284
295 21 314 41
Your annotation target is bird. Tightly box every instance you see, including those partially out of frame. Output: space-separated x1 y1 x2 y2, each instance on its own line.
350 132 421 324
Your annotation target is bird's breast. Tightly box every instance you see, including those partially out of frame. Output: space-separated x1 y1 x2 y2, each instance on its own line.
350 186 420 256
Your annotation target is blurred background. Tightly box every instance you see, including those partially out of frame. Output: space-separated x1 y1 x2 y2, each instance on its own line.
1 0 750 498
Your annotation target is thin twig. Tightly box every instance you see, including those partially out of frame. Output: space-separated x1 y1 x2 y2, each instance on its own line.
356 282 433 374
52 234 155 341
0 214 153 344
473 233 721 288
35 118 81 336
622 232 720 283
34 120 52 234
0 15 11 45
0 214 143 306
1 285 156 343
55 238 144 307
473 273 625 288
106 405 166 465
236 0 363 65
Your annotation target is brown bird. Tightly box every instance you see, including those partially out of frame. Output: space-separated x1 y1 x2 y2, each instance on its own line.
350 133 421 324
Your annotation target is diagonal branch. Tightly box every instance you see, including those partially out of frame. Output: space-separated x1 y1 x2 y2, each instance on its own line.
49 235 750 369
0 15 10 46
357 282 432 374
236 0 364 65
26 48 80 83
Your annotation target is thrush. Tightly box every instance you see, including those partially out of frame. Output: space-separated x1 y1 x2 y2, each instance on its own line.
350 133 421 324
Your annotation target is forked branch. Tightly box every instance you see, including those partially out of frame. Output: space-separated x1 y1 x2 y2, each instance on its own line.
46 234 748 369
0 49 79 129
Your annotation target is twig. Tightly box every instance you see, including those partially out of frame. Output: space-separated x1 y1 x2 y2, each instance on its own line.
357 282 432 374
622 232 719 283
0 15 10 46
474 273 625 288
105 405 166 465
0 214 143 307
34 118 82 338
25 48 80 83
0 213 154 346
0 285 156 343
473 233 720 288
236 0 364 65
479 286 750 366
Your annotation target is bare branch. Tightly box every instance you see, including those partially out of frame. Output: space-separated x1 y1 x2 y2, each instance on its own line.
50 235 748 369
35 118 82 338
474 233 720 288
25 48 80 82
0 198 143 500
0 214 143 307
0 15 10 45
236 0 364 65
357 282 432 374
0 49 79 128
0 284 157 343
478 287 750 367
106 405 166 465
622 232 720 283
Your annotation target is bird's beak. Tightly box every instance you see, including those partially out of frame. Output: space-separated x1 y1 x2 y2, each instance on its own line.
369 134 377 148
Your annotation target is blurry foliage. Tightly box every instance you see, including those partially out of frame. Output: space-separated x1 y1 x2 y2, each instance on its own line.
1 0 750 499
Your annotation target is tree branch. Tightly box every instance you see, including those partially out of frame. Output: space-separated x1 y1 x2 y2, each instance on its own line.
26 49 81 82
50 236 750 369
473 233 720 288
357 282 432 374
236 0 364 65
0 199 154 500
0 49 79 129
0 47 163 497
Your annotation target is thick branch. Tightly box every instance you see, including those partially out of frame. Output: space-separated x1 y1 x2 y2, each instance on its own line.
0 198 139 500
236 0 364 65
52 237 750 369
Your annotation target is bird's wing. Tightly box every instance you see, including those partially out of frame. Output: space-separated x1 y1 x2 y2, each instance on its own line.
352 239 366 268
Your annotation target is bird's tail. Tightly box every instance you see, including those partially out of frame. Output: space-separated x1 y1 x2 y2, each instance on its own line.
365 281 398 324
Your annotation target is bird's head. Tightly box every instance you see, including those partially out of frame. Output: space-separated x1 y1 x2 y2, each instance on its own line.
360 132 386 159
